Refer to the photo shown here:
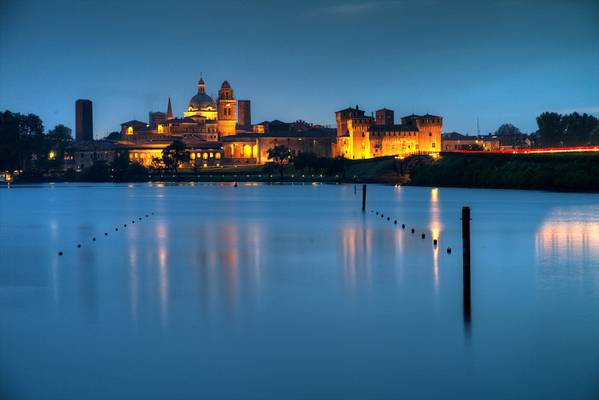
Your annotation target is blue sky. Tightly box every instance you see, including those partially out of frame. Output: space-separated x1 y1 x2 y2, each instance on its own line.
1 0 598 138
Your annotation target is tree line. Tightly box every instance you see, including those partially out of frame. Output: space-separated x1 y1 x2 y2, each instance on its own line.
536 112 599 147
0 111 73 172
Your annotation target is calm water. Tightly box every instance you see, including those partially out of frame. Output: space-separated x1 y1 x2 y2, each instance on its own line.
1 183 599 399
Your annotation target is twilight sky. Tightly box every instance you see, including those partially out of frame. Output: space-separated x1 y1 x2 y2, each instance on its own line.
1 0 598 138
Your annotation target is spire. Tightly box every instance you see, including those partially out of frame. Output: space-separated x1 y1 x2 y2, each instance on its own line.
166 97 173 120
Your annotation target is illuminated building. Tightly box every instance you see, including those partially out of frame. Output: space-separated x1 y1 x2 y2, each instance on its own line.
71 78 445 168
335 106 443 159
441 132 501 151
148 111 166 129
222 130 335 163
217 81 237 136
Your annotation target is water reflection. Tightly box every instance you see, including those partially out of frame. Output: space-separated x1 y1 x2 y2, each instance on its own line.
128 246 138 322
536 213 599 266
158 245 168 327
122 221 265 323
77 247 97 318
340 225 373 290
429 188 441 291
536 209 599 288
463 272 471 336
191 222 262 315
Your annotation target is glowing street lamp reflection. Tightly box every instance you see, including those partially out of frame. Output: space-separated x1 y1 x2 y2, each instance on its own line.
430 188 441 290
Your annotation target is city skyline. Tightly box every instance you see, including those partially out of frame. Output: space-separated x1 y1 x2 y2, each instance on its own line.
1 0 598 138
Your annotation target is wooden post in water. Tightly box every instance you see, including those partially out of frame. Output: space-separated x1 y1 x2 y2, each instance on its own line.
362 184 367 212
462 206 471 325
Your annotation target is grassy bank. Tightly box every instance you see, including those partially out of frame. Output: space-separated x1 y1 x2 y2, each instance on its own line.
6 156 405 184
408 152 599 192
9 153 598 192
150 156 403 183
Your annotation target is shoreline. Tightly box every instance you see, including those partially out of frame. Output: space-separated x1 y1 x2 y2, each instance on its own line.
4 177 599 194
5 152 599 193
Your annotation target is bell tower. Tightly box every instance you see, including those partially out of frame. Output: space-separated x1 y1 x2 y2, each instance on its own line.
217 81 237 136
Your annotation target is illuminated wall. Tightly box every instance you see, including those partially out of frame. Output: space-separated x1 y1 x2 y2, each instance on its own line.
347 117 373 159
129 149 165 166
335 111 443 159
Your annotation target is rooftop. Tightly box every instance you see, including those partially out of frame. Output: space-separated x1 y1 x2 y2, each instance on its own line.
371 124 418 133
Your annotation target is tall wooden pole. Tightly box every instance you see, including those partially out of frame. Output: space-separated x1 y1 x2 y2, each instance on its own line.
462 206 471 325
362 184 367 212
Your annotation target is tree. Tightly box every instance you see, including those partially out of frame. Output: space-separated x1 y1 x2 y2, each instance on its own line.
0 111 46 171
20 113 44 136
162 140 188 175
104 131 121 141
536 112 564 146
293 152 319 173
0 111 22 171
112 151 148 182
562 112 598 146
150 157 164 169
47 124 73 165
327 156 348 178
80 160 111 182
589 126 599 145
267 145 292 178
495 123 521 136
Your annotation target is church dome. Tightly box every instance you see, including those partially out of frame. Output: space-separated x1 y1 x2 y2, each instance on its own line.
188 93 215 110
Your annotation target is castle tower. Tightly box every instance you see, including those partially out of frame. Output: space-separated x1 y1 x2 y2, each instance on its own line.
217 80 237 136
401 114 443 154
75 99 93 141
237 100 251 131
375 108 394 126
335 105 365 136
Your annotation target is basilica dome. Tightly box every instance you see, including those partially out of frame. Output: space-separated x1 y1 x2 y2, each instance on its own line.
188 93 215 110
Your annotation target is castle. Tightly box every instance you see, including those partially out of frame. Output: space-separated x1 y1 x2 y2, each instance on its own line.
71 77 442 169
334 106 442 159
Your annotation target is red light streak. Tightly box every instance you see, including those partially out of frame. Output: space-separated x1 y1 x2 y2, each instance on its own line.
450 146 599 155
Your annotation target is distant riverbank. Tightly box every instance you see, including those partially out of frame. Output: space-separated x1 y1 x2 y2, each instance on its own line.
408 152 599 192
6 153 599 192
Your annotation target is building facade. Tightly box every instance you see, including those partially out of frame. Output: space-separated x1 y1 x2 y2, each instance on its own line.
441 132 501 151
70 78 444 169
334 106 442 159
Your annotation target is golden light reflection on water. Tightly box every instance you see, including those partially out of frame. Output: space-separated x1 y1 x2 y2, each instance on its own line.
430 188 441 290
121 221 265 319
158 244 168 327
129 246 138 322
220 224 240 307
341 225 373 289
536 213 599 266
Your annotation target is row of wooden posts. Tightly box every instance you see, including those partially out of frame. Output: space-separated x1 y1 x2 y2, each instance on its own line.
361 184 472 324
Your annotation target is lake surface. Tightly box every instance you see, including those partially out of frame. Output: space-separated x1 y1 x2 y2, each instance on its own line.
1 183 599 399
